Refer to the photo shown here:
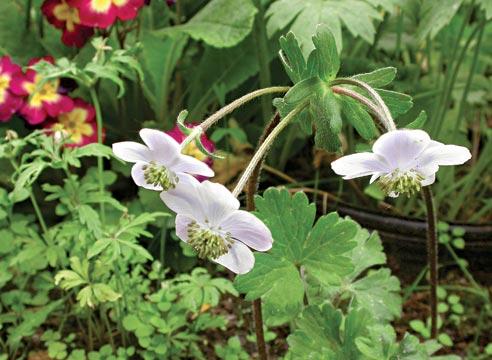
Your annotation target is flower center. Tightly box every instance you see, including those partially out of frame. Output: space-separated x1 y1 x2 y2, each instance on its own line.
378 169 425 197
53 1 80 32
142 161 178 190
56 108 93 144
25 75 60 107
187 221 233 259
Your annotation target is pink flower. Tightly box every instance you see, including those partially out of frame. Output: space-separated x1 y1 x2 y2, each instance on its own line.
71 0 145 28
10 57 74 125
45 98 100 147
42 0 94 48
0 56 23 122
166 123 215 181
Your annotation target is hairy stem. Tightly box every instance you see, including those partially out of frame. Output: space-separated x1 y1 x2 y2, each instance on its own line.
422 186 438 338
245 113 280 360
89 88 106 225
233 103 308 197
331 78 395 131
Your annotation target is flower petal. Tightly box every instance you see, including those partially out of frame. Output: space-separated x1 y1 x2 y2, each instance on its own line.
200 181 240 225
421 173 436 187
171 154 214 178
175 214 193 242
331 152 389 180
373 129 430 169
213 241 255 274
131 162 162 191
112 141 150 163
418 142 471 167
139 128 180 154
220 210 272 251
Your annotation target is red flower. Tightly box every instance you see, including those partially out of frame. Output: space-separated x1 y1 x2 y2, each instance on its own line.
71 0 145 28
45 98 100 147
42 0 94 48
166 123 215 182
11 57 74 125
0 56 23 122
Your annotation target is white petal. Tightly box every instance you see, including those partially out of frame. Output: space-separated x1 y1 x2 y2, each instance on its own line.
373 129 430 169
139 128 180 153
160 174 207 222
112 141 150 163
131 162 163 191
171 154 215 178
421 173 436 187
418 143 471 167
220 210 273 251
175 214 193 242
331 153 390 180
213 241 255 274
200 181 240 225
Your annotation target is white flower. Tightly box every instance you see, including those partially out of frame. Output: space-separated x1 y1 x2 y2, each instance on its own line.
331 129 471 197
112 129 214 191
160 175 273 274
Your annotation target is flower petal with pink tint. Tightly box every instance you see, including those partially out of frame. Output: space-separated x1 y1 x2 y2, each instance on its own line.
0 56 23 122
72 0 144 28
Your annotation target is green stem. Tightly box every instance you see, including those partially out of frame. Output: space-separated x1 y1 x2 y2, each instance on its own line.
253 0 272 123
89 88 106 225
160 217 169 266
232 102 308 197
101 307 116 352
422 186 438 339
444 243 484 295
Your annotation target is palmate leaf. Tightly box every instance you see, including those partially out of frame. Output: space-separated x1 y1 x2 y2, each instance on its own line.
286 304 372 359
154 0 257 48
234 189 358 325
266 0 398 56
416 0 465 43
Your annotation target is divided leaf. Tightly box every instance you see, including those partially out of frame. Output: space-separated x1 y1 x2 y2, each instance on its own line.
235 189 357 325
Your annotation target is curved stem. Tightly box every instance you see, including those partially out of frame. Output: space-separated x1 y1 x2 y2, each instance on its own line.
331 78 396 131
422 186 438 339
232 102 308 197
200 86 289 132
89 88 106 225
245 113 280 360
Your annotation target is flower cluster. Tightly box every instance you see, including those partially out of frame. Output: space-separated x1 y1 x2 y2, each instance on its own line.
41 0 146 48
331 129 471 197
1 56 101 147
113 129 273 274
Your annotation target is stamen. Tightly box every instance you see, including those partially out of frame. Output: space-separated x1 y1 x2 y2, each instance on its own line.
378 169 425 197
187 221 233 259
142 161 178 190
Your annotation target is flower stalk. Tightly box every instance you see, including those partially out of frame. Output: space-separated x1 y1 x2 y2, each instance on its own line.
422 186 438 339
232 102 308 197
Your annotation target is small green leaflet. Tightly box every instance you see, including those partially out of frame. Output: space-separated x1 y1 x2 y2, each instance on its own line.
406 110 428 129
287 304 371 359
234 189 357 325
417 0 464 43
353 67 397 88
154 0 257 48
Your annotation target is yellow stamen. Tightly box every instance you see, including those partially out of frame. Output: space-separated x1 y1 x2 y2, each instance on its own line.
91 0 112 13
0 74 11 104
55 108 93 144
112 0 130 6
53 1 80 32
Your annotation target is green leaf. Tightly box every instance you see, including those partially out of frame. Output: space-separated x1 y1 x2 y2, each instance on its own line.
72 143 113 159
287 304 371 359
438 333 453 347
339 96 378 140
140 31 187 122
267 0 392 56
377 89 413 118
306 25 340 81
417 0 464 43
92 283 121 303
235 189 357 325
78 205 102 238
479 0 492 19
154 0 257 48
279 32 307 83
87 238 112 259
353 67 397 87
310 89 342 151
406 110 428 129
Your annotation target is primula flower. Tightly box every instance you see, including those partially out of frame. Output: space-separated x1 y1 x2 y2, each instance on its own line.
71 0 145 28
0 56 23 122
11 57 74 125
45 98 99 147
42 0 94 48
161 175 273 274
331 129 471 197
112 128 214 191
166 123 215 181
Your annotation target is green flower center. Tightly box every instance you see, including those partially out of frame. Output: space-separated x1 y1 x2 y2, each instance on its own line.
142 161 178 190
187 221 233 259
378 169 425 197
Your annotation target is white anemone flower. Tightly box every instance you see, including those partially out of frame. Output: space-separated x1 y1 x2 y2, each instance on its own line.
160 175 273 274
331 129 471 197
112 129 214 191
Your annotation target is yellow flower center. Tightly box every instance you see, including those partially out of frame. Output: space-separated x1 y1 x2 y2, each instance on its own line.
24 75 60 108
53 1 80 32
54 107 93 144
182 141 207 161
0 74 10 104
90 0 129 12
